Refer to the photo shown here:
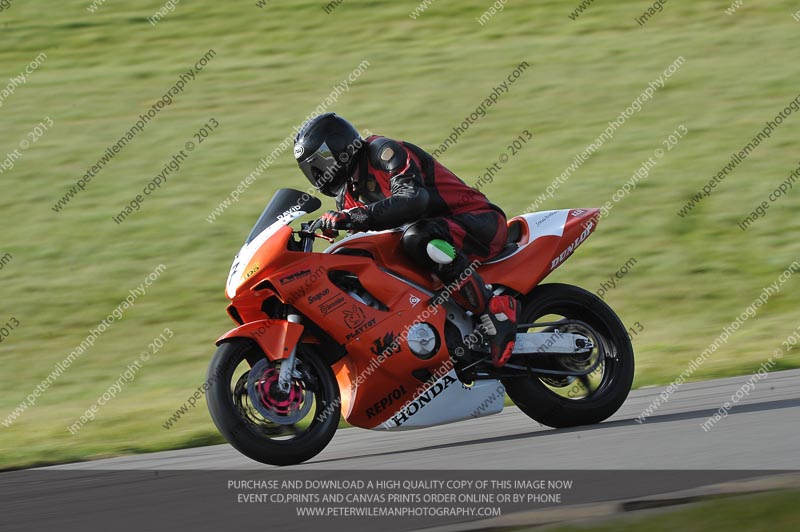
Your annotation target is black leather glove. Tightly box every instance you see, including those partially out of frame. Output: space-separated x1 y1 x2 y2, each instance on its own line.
319 210 348 237
319 207 371 237
344 207 371 231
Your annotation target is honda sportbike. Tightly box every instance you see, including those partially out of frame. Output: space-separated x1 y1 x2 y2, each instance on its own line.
207 188 634 465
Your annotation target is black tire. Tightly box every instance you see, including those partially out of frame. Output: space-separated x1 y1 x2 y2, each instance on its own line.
502 283 634 428
206 339 340 466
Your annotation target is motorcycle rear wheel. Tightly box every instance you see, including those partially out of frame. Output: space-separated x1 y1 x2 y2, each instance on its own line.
502 283 635 428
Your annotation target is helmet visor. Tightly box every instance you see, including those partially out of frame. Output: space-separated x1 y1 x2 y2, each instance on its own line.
298 141 346 196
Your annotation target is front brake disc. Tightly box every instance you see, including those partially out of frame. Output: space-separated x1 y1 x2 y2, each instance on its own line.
247 358 313 424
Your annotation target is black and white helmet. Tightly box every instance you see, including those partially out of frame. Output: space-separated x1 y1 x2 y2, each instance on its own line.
293 113 362 197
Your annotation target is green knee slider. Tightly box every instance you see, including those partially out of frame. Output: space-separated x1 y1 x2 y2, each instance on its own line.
426 239 457 265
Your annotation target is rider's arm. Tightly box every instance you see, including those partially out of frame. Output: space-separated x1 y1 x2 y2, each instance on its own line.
364 139 429 230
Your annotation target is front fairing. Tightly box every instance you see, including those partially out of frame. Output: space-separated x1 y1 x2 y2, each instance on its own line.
226 189 321 299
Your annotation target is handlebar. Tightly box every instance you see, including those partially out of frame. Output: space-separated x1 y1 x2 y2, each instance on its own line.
298 212 361 252
306 217 324 235
296 219 337 252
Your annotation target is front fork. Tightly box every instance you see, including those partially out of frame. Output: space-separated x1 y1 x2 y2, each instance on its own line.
271 221 316 392
277 313 303 393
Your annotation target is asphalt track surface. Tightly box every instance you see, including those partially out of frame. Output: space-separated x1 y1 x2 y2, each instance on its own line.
45 368 800 470
3 370 798 532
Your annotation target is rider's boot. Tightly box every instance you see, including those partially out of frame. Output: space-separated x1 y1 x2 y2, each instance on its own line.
479 295 518 367
427 239 518 367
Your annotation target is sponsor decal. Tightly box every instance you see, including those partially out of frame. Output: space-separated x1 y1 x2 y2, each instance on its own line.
345 319 377 341
550 220 594 271
319 295 346 316
408 294 421 307
279 269 311 285
390 374 458 427
343 304 367 329
307 288 330 304
243 264 259 280
371 332 401 358
366 384 407 419
535 210 558 227
293 145 304 158
227 261 240 286
571 209 586 217
277 203 302 223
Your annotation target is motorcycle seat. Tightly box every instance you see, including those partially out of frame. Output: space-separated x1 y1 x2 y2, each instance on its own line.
483 219 523 264
484 242 518 264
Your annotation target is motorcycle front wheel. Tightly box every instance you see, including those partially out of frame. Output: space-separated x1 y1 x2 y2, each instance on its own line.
206 339 340 466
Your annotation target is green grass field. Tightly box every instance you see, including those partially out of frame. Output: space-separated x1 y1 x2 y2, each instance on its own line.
1 0 799 469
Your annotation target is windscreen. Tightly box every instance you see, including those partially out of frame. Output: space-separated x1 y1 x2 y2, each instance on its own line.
244 188 322 244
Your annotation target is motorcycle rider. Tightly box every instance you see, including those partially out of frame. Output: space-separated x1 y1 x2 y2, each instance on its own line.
293 113 517 367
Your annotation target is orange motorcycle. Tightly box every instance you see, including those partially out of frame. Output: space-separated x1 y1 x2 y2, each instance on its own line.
207 188 634 465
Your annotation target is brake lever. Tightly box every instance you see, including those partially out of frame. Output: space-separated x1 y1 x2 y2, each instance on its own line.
313 232 336 243
297 219 337 243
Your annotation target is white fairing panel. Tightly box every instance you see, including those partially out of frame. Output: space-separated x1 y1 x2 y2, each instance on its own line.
521 210 569 241
225 210 307 299
485 210 570 264
375 371 505 431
